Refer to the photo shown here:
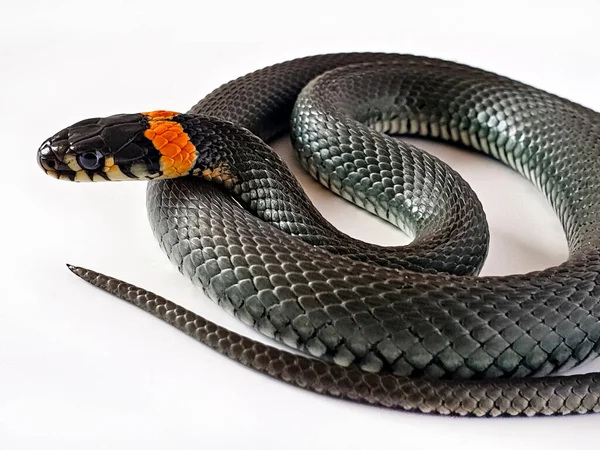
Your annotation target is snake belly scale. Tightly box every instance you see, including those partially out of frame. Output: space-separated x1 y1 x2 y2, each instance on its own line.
37 53 600 416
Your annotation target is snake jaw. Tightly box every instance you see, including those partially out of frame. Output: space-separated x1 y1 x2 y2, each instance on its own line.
37 133 102 182
37 133 81 181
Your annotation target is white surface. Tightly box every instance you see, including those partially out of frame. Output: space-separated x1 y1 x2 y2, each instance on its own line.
2 0 600 448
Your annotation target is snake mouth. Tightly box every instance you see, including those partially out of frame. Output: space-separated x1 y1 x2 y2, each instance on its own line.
37 136 81 181
38 137 101 181
41 167 98 181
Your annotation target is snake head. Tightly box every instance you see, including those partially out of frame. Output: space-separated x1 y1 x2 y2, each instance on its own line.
37 111 197 181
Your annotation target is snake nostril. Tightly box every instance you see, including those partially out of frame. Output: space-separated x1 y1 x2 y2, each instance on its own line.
46 159 56 169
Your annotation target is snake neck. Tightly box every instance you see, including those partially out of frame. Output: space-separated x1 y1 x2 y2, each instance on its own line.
175 113 291 188
174 113 331 233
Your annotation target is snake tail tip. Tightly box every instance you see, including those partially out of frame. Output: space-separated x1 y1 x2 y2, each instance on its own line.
65 263 93 282
64 264 134 300
65 263 82 274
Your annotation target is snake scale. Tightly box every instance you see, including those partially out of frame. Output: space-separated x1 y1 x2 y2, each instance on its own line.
38 53 600 417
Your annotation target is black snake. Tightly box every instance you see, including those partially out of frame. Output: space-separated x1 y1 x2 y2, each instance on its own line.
37 53 600 417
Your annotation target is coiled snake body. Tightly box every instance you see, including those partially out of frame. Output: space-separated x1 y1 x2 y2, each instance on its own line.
38 53 600 416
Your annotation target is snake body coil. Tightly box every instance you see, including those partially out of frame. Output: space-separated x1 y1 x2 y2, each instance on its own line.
40 53 600 416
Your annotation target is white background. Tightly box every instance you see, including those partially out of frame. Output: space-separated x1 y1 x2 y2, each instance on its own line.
2 0 600 448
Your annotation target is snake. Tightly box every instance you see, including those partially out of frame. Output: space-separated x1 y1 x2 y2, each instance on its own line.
37 53 600 417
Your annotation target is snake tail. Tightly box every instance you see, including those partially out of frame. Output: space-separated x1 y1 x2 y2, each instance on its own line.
67 264 600 417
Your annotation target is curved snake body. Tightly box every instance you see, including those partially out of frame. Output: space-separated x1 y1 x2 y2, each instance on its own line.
40 53 600 416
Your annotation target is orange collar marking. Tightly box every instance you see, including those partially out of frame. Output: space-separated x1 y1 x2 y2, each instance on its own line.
142 111 196 178
142 110 180 120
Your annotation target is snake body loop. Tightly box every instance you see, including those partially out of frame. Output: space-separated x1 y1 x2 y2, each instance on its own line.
46 53 600 416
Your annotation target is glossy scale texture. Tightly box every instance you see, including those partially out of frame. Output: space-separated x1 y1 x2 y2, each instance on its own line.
77 54 600 416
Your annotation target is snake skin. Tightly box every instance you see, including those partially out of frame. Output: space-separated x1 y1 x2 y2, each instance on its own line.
79 54 600 415
69 263 600 417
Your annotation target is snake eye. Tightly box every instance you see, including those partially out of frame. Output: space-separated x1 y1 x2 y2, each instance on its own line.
77 151 105 170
